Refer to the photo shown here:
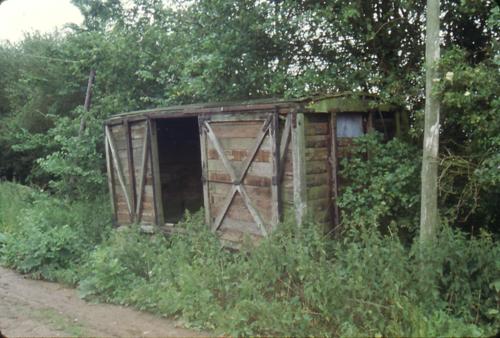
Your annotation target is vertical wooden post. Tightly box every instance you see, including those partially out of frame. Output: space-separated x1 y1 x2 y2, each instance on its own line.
292 112 307 225
124 119 136 223
148 119 165 226
134 122 150 223
198 116 212 227
271 110 280 226
329 112 340 232
367 111 374 133
104 125 117 225
395 111 401 138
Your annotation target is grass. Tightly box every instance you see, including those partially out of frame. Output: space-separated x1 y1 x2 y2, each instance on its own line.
31 308 89 336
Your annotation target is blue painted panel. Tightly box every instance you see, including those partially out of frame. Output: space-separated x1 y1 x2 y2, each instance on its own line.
336 114 363 137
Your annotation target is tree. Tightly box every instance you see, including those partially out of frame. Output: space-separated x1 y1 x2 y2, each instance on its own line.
420 0 441 243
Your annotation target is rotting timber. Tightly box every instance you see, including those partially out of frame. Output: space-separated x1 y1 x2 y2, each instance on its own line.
104 93 404 246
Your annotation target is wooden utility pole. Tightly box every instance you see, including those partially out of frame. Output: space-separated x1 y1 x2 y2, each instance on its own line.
420 0 440 243
79 69 96 136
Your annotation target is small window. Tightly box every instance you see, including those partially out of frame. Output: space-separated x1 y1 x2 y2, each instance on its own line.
336 114 363 138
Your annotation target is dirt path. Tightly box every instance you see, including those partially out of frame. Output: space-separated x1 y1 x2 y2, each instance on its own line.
0 266 209 337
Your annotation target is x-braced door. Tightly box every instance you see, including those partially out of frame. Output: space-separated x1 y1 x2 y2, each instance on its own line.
105 119 156 225
199 113 280 242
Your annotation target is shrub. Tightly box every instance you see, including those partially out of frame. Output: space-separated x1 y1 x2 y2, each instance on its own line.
338 133 421 238
0 181 34 234
0 183 111 284
78 212 497 336
1 185 497 336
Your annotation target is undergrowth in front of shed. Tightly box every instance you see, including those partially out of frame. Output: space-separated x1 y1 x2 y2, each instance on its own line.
156 118 203 223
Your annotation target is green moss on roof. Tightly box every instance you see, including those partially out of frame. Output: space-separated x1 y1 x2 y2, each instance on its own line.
107 92 397 122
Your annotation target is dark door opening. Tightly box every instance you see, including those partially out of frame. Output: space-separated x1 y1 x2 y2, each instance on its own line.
156 118 203 223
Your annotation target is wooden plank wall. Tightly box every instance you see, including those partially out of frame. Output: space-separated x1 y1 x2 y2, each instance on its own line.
109 123 132 224
130 121 155 224
205 118 273 243
304 114 332 228
107 120 156 225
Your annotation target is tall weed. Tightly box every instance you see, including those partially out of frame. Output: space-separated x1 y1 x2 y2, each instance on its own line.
78 213 497 336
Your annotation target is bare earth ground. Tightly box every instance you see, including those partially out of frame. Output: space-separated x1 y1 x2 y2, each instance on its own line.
0 266 209 337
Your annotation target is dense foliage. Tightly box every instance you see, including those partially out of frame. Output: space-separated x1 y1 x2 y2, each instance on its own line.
0 182 498 335
338 133 421 237
0 182 111 284
0 0 499 335
0 0 498 230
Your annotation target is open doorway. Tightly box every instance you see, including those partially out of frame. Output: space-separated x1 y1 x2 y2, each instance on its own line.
156 117 203 223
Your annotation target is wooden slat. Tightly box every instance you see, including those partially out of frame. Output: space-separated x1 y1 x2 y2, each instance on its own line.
135 122 150 222
307 172 329 186
208 112 275 122
208 159 272 177
207 148 271 162
305 147 329 161
105 126 133 216
307 185 330 200
306 160 328 174
305 121 329 135
306 134 329 148
210 121 262 138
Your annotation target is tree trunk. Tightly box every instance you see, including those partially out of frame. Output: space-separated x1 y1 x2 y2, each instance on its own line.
420 0 440 243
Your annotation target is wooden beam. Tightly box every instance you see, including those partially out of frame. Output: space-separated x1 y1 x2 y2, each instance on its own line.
134 122 150 222
204 121 237 182
238 116 272 183
148 119 164 225
237 185 267 237
395 111 401 138
271 110 280 225
292 112 307 225
212 185 237 231
124 119 137 223
105 126 133 216
278 113 291 181
198 117 212 227
329 112 340 231
104 127 117 224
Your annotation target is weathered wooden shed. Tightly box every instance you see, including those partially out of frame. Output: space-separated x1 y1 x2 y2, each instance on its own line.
104 93 402 245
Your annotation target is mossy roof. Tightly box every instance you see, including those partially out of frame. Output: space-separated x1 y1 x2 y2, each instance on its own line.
106 92 396 123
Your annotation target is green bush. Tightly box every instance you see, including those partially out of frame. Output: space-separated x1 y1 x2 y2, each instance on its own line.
1 183 497 336
337 133 421 238
417 227 500 328
0 182 111 284
78 212 497 336
0 181 34 234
